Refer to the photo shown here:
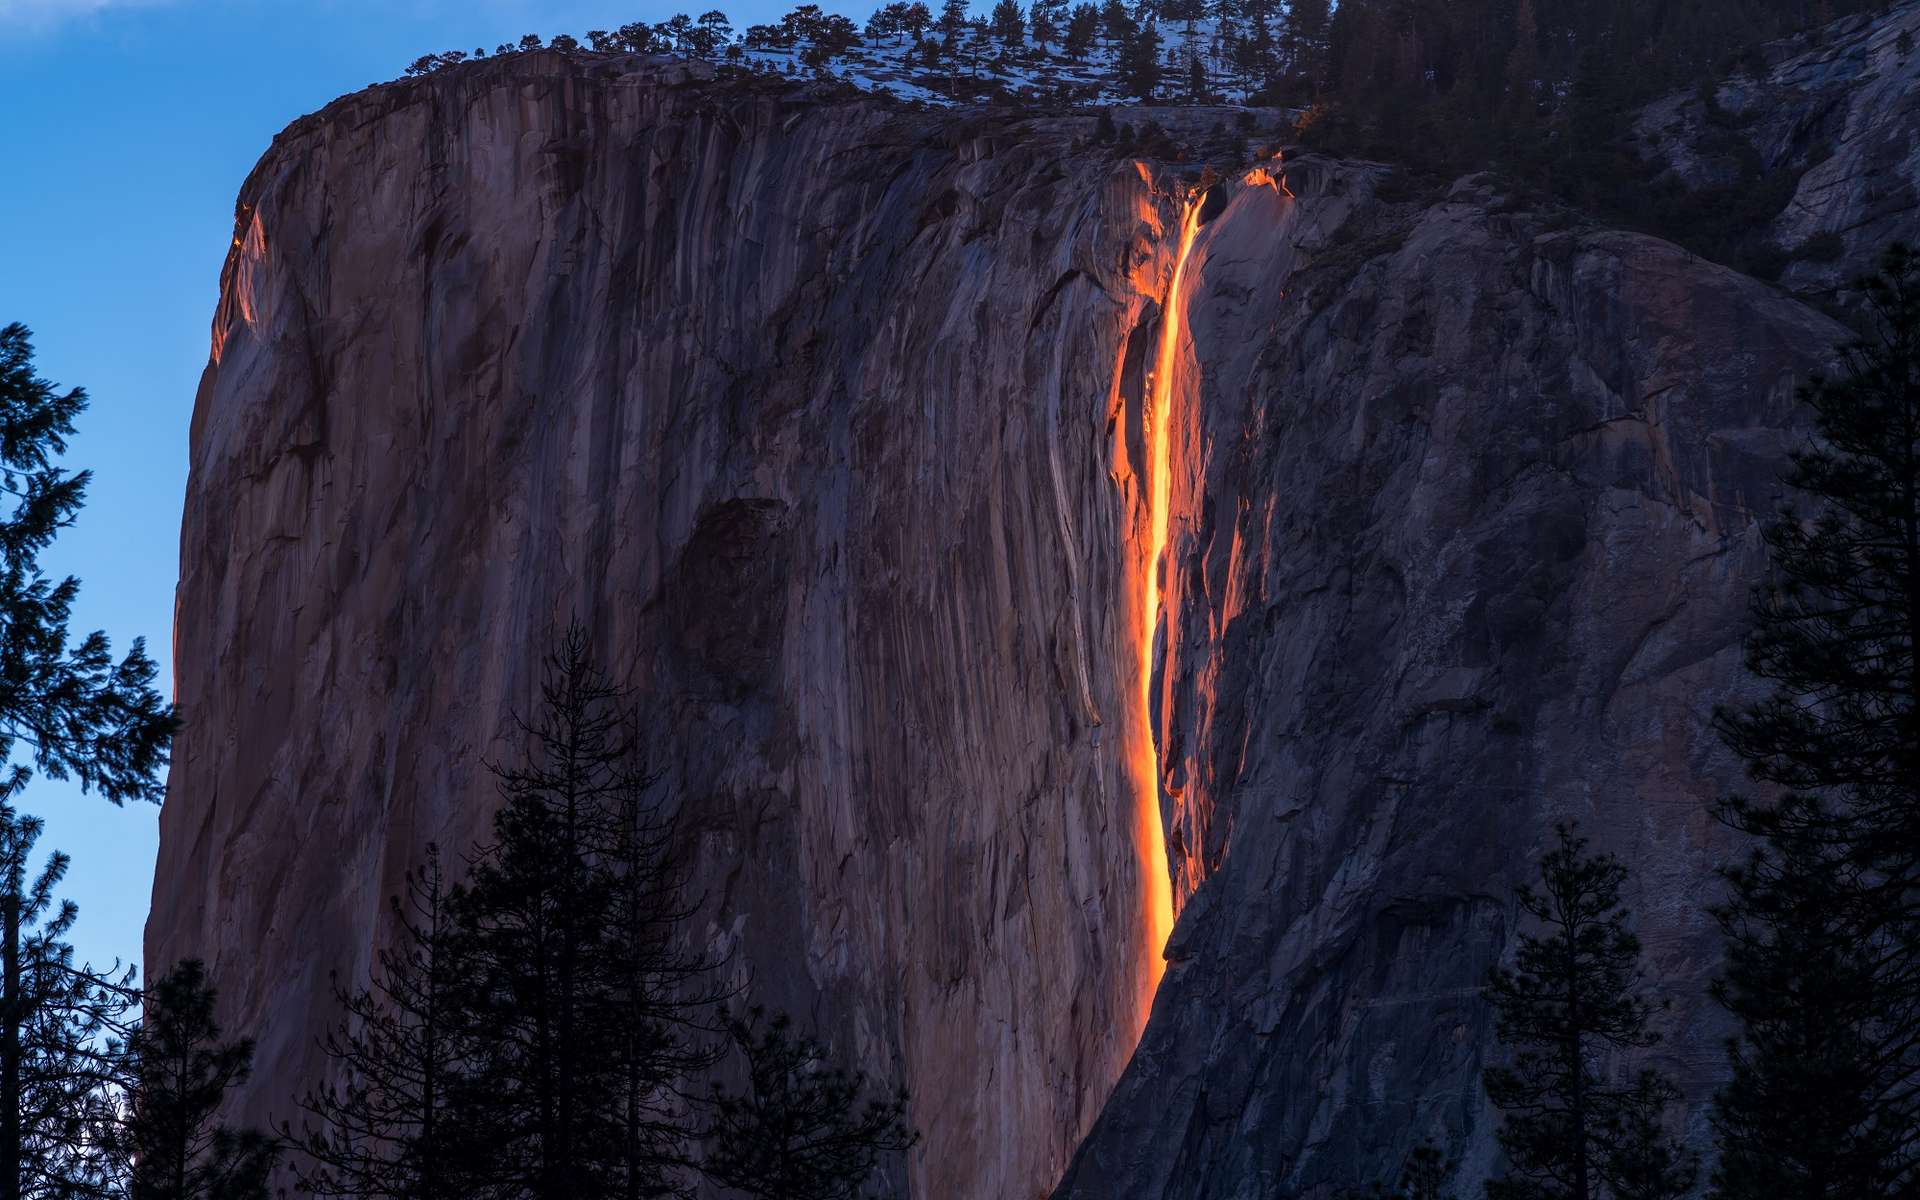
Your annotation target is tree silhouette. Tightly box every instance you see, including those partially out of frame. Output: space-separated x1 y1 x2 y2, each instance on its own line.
705 1008 916 1200
282 847 491 1200
1484 824 1695 1200
0 794 134 1200
109 961 273 1200
0 324 175 807
1710 244 1920 1200
450 629 724 1200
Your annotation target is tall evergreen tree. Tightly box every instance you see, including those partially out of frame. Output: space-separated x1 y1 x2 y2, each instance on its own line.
1063 2 1099 58
1343 1139 1458 1200
452 629 723 1200
1115 19 1163 98
282 846 489 1200
1710 243 1920 1200
938 0 969 43
454 635 630 1198
1282 0 1328 88
0 324 175 807
600 758 726 1200
989 0 1025 46
704 1009 916 1200
1483 824 1696 1200
0 795 134 1200
110 961 274 1200
1029 0 1058 52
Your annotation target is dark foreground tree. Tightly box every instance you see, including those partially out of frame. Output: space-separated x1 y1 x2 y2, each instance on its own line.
0 324 175 807
1710 243 1920 1200
453 628 723 1200
110 961 274 1200
0 793 134 1200
1395 1141 1455 1200
450 634 629 1197
1483 824 1695 1200
1341 1139 1457 1200
282 846 489 1200
1115 20 1162 99
705 1008 916 1200
600 749 726 1200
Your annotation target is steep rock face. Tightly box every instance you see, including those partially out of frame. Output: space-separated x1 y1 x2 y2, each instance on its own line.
1636 1 1920 298
155 43 1891 1200
153 55 1199 1200
1057 169 1852 1194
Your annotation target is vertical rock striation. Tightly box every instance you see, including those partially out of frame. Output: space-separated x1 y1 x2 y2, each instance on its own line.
1057 164 1857 1194
155 15 1920 1199
153 55 1200 1200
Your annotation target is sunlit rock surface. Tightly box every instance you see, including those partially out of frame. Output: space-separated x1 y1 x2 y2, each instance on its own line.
154 18 1914 1199
154 54 1192 1200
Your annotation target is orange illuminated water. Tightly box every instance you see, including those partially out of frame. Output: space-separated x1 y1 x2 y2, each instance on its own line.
1131 192 1203 1026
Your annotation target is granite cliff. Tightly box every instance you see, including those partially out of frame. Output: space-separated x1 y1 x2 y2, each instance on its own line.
150 8 1920 1197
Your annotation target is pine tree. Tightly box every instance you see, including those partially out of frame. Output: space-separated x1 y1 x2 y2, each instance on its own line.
451 629 724 1200
990 0 1025 46
282 846 490 1200
939 0 969 44
1116 19 1162 98
1709 243 1920 1200
900 1 933 40
1064 2 1099 58
1283 0 1328 87
704 1009 916 1200
0 325 175 808
1483 824 1696 1200
1030 0 1058 52
695 11 734 57
110 961 274 1200
601 759 726 1200
1187 51 1208 100
0 795 134 1200
453 634 632 1199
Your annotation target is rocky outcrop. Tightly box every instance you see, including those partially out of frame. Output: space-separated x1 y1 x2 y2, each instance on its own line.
154 27 1902 1200
1635 1 1920 299
1055 165 1850 1196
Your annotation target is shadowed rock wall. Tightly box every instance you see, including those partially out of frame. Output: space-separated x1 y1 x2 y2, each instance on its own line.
1057 162 1852 1197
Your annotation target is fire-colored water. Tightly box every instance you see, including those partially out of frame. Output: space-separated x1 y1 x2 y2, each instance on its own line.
1130 191 1203 1028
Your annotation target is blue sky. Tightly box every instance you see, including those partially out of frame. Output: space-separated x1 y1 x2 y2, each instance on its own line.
0 0 800 977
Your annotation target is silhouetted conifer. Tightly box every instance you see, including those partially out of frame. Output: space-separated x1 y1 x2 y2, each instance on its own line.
601 756 727 1200
1341 1139 1458 1200
1115 20 1162 98
0 796 134 1200
989 0 1024 45
109 961 274 1200
704 1008 916 1200
0 324 175 807
282 846 490 1200
453 629 723 1200
1483 824 1695 1200
1709 243 1920 1200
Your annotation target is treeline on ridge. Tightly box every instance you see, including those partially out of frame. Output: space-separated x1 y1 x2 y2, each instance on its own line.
398 0 1906 276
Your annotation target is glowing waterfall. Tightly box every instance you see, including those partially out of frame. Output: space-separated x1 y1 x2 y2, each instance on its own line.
1131 192 1203 1029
